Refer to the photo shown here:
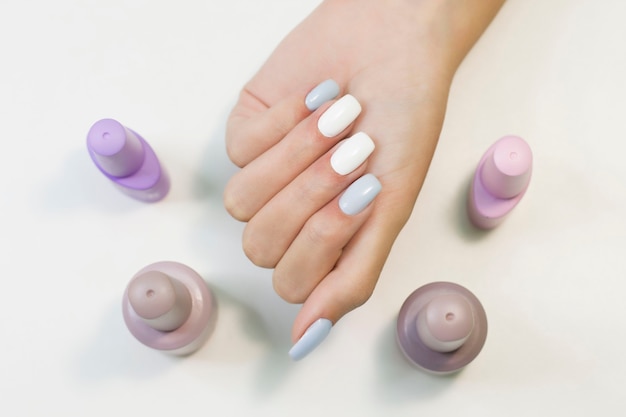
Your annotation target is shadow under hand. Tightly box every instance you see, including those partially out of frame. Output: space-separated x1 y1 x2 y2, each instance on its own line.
74 301 175 383
374 317 459 403
193 278 297 396
193 281 271 361
188 110 298 395
40 147 142 214
191 109 239 203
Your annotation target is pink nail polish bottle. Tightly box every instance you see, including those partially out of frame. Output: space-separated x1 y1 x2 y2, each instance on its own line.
468 135 532 229
396 282 488 375
122 261 217 355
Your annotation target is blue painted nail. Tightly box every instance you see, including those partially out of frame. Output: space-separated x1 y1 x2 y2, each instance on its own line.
305 79 340 111
339 174 382 215
288 318 332 361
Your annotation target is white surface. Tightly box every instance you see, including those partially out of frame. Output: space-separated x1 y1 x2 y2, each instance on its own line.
1 0 625 415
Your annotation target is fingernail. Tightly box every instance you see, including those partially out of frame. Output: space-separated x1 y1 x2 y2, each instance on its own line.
330 132 375 175
339 173 382 215
288 318 332 361
305 79 340 111
317 94 362 138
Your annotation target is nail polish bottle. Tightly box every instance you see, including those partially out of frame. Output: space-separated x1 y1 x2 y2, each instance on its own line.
87 118 170 202
122 261 217 355
396 282 487 375
468 135 532 229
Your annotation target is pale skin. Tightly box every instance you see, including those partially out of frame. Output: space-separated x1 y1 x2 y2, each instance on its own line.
224 0 505 345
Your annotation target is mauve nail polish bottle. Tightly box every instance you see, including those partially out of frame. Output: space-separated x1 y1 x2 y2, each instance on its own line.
122 261 217 355
396 282 487 374
87 118 170 202
468 135 532 229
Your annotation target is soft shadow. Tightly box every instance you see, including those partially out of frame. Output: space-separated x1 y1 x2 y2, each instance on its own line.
73 301 175 382
193 281 271 360
191 108 239 202
374 317 459 402
249 293 299 397
193 278 296 395
186 109 298 394
452 174 491 242
40 147 144 214
251 343 294 397
185 108 249 267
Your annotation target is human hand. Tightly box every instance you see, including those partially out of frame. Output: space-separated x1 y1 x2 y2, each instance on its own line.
224 0 504 359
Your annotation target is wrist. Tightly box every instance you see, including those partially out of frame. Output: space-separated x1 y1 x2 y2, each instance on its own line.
423 0 506 72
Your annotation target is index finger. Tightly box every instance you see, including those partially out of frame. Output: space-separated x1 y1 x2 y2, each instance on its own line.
226 86 312 168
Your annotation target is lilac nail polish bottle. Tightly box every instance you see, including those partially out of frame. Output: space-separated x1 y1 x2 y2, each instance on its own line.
396 282 487 375
468 135 532 229
87 118 170 202
122 261 217 355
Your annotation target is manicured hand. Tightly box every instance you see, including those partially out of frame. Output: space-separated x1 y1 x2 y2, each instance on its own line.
224 0 504 359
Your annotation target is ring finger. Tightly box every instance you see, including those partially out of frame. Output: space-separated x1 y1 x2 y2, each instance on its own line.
242 132 376 268
272 172 383 303
224 94 363 222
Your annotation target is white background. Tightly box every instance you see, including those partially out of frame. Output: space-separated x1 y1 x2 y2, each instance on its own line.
1 1 625 416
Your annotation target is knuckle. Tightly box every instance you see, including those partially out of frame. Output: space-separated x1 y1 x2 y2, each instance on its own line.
272 270 307 304
242 229 278 269
338 280 376 311
305 216 343 247
223 183 252 222
242 241 276 269
226 129 248 168
225 140 248 168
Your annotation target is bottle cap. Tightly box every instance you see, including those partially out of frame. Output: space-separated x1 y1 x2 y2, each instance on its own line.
87 118 145 177
397 282 487 374
122 262 216 355
480 135 532 199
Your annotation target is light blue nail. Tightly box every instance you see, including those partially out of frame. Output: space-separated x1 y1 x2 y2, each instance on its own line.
305 79 340 111
289 318 332 361
339 174 382 215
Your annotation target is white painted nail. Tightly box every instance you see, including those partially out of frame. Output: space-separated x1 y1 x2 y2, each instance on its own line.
330 132 375 175
317 94 362 138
